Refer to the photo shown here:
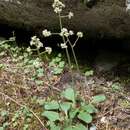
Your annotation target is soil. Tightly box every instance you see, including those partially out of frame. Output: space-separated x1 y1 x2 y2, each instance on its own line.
0 53 130 129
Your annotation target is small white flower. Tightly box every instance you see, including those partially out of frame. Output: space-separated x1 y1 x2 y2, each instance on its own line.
69 30 74 36
52 0 65 8
30 36 43 49
61 28 68 33
42 29 51 37
37 41 43 49
60 28 69 37
68 12 74 19
64 32 69 37
30 41 35 46
52 0 65 13
77 32 83 38
54 7 62 13
27 47 31 52
45 47 52 54
30 36 37 46
31 36 37 41
60 43 67 49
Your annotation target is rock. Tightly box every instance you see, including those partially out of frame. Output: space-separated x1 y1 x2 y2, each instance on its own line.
0 0 130 44
94 50 120 72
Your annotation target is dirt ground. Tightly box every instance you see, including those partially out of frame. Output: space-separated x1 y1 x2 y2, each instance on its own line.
0 54 130 130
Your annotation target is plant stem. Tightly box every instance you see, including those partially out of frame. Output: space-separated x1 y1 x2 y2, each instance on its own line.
72 37 79 48
67 38 80 73
58 13 74 83
58 13 72 70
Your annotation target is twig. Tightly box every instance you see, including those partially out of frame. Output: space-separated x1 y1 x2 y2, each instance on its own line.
0 91 48 130
98 106 120 118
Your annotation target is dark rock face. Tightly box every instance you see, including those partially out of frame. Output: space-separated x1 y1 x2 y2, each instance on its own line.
0 0 129 44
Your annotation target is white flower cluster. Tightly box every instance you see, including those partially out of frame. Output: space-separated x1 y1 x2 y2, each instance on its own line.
42 29 51 37
77 32 83 38
59 29 83 49
33 58 42 68
45 47 52 54
52 0 65 13
60 43 67 49
59 28 83 38
30 36 43 49
27 47 31 52
29 36 52 54
41 0 83 51
60 28 74 37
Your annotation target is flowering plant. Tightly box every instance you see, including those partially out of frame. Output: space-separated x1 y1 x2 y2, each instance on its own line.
42 0 83 75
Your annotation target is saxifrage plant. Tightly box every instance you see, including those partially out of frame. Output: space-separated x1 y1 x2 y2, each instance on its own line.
42 87 106 130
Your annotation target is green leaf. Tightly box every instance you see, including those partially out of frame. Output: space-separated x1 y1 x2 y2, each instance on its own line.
0 127 4 130
42 111 60 122
49 61 55 67
92 95 106 103
44 101 59 110
73 124 87 130
63 126 73 130
58 61 65 68
111 83 121 91
3 122 9 128
23 124 29 130
58 53 62 57
0 64 5 69
1 110 8 117
85 70 94 77
60 102 71 115
51 125 61 130
69 108 79 119
53 68 63 74
64 124 87 130
55 57 61 62
50 122 61 130
36 99 45 106
37 68 44 77
78 112 92 123
62 88 75 103
82 104 98 114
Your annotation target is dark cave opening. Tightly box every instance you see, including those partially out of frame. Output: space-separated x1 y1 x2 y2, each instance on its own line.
0 25 130 77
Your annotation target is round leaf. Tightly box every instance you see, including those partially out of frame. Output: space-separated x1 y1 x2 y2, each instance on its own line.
50 122 61 130
82 104 98 113
42 111 60 122
73 124 87 130
63 126 73 130
60 102 71 114
92 95 106 103
62 88 75 103
44 101 59 110
78 112 92 123
85 70 94 77
69 108 79 119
